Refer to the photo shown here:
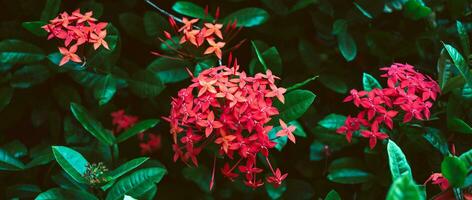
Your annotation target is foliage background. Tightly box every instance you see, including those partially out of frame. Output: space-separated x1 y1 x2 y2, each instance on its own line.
0 0 472 199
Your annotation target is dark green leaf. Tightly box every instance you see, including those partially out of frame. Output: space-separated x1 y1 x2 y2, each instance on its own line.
106 167 167 200
172 1 210 19
327 168 373 184
332 19 347 35
48 52 84 71
448 118 472 134
129 70 165 98
443 43 472 88
386 174 424 200
457 21 470 58
0 86 13 111
70 103 115 145
274 89 316 123
224 8 269 27
0 39 45 64
325 190 341 200
35 188 97 200
93 74 117 106
460 149 472 170
387 140 412 180
182 166 211 193
337 32 357 62
10 64 50 89
143 11 168 38
318 114 346 130
147 58 191 84
354 2 373 19
116 119 159 143
265 181 287 200
437 48 453 90
362 73 382 91
22 21 47 37
0 148 25 171
106 157 149 180
51 146 88 183
6 184 41 199
423 128 449 155
26 148 54 168
441 156 468 187
2 140 27 158
40 0 61 21
319 74 348 94
403 0 431 20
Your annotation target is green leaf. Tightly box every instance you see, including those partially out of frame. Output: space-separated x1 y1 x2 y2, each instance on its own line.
265 181 287 200
105 167 167 200
93 74 117 106
443 43 472 88
40 0 61 21
459 149 472 170
106 157 149 180
2 140 27 158
354 2 373 19
143 11 169 38
26 148 54 168
318 114 346 130
6 184 41 199
386 174 424 200
327 168 373 184
423 128 449 156
337 32 357 62
172 1 210 20
0 86 13 111
70 103 115 145
274 89 316 123
437 48 453 90
182 166 211 193
403 0 431 20
22 21 47 37
116 119 159 143
387 140 412 180
362 73 382 91
10 64 51 89
51 146 88 184
332 19 347 35
129 70 165 98
147 58 191 84
48 52 84 71
35 188 98 200
319 74 348 94
457 21 470 58
298 39 318 68
290 121 307 137
0 39 45 64
250 46 283 75
224 8 270 27
69 70 126 88
118 12 147 43
0 148 25 171
441 156 468 187
325 190 341 200
194 59 216 77
448 118 472 134
310 141 326 161
286 75 318 92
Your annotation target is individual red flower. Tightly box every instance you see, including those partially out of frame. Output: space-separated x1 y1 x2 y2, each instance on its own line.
204 23 224 39
276 119 296 143
266 168 288 188
424 173 450 191
337 63 440 149
58 45 81 66
204 39 225 59
111 109 138 133
139 134 162 155
165 59 293 189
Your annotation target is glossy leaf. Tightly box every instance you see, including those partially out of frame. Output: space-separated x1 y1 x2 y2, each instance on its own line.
403 0 432 20
387 140 412 180
459 149 472 170
443 43 472 88
10 64 50 89
441 156 468 187
172 1 209 19
265 181 287 200
423 128 449 156
457 21 470 58
436 48 452 90
40 0 61 21
143 11 169 38
70 103 115 145
0 148 25 171
337 32 357 62
325 189 341 200
106 157 149 180
106 167 167 200
116 119 159 143
35 188 97 200
327 168 373 184
224 8 269 27
147 58 191 84
386 174 424 200
318 114 346 130
448 118 472 134
51 146 88 184
0 39 45 64
319 74 348 94
274 89 316 123
22 21 47 36
129 70 165 98
362 73 382 91
93 74 117 106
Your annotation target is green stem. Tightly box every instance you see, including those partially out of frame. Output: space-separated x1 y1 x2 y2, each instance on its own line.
286 75 319 92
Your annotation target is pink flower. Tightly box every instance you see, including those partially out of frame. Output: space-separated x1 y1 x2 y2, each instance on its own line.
111 110 138 133
424 173 450 191
276 119 296 143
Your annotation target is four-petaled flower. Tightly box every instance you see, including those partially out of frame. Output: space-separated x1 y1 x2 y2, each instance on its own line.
276 119 296 143
204 39 225 59
58 45 81 66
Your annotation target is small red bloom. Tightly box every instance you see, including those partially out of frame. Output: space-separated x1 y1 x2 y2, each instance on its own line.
424 173 450 191
266 168 288 188
58 45 81 66
276 119 296 143
111 109 138 133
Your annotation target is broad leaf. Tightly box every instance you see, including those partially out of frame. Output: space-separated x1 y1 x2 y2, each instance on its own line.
319 74 348 94
143 12 168 38
10 64 51 89
448 118 472 134
460 149 472 170
22 21 47 36
172 1 210 19
327 168 373 184
441 156 468 187
116 119 159 143
274 89 316 123
0 86 13 111
0 39 45 64
386 174 424 200
337 32 357 62
129 70 165 98
6 184 41 199
40 0 61 21
436 48 453 90
106 157 149 180
51 146 88 183
423 128 449 156
457 21 470 58
362 73 382 91
35 188 97 200
0 148 25 171
93 74 117 106
443 43 472 88
249 46 283 75
265 181 287 200
182 166 211 193
403 0 432 20
147 58 191 84
387 140 412 180
70 103 115 145
318 114 346 130
325 190 341 200
224 8 269 27
105 167 167 200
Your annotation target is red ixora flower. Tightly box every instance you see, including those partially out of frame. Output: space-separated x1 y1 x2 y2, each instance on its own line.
42 9 109 66
337 63 440 149
111 109 138 133
424 173 450 191
164 58 293 189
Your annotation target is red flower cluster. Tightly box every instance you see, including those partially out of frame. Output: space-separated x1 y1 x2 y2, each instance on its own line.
153 12 242 60
138 133 162 155
164 59 293 189
337 63 440 149
111 110 138 133
424 173 450 191
42 9 109 66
